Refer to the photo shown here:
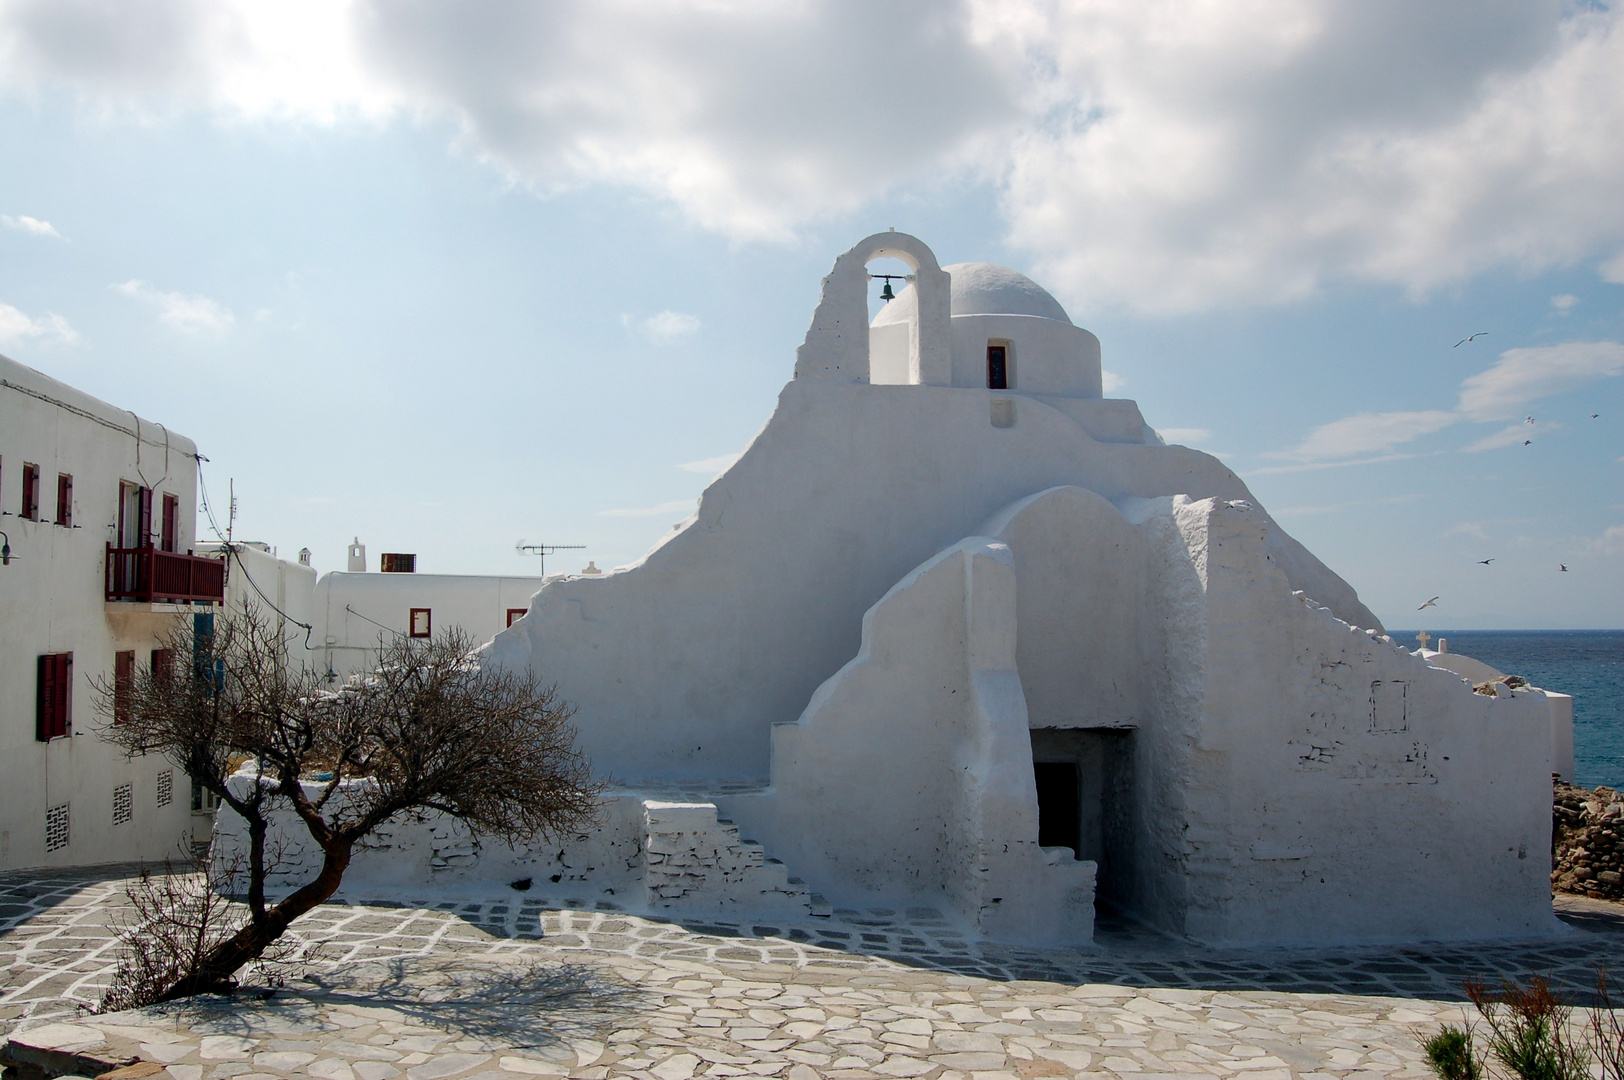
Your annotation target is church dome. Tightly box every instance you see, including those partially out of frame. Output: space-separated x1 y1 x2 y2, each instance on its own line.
872 261 1072 327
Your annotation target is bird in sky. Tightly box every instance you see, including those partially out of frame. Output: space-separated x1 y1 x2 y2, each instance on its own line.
1478 558 1495 565
1523 439 1532 446
1594 413 1601 419
1419 596 1440 610
1524 416 1536 424
1560 564 1569 572
1454 332 1489 347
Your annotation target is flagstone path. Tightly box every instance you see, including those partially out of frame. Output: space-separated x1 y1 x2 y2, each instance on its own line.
3 864 1621 1080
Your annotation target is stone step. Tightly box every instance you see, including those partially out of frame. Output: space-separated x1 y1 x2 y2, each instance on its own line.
641 799 812 918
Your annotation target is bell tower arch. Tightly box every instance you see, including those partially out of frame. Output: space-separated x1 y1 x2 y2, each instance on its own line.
794 231 951 386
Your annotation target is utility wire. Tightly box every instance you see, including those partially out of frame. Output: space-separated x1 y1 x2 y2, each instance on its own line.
344 604 405 639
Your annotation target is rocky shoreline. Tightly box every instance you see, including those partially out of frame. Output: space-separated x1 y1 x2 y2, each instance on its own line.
1554 778 1624 901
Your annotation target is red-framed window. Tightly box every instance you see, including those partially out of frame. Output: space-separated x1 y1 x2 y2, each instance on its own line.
21 463 40 520
36 652 72 741
161 493 178 552
409 608 432 638
987 344 1009 390
114 650 135 724
55 473 73 527
506 608 528 628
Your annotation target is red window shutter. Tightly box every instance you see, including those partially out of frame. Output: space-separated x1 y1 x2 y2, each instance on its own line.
138 487 153 547
36 653 71 740
151 648 172 685
22 464 39 521
36 655 55 741
114 650 135 724
161 494 178 553
56 474 73 527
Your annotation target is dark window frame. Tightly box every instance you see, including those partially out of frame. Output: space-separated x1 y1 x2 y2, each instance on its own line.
987 343 1011 391
506 608 527 628
408 608 432 638
36 652 73 741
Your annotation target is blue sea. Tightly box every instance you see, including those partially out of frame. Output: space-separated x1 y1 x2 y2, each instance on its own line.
1387 630 1624 790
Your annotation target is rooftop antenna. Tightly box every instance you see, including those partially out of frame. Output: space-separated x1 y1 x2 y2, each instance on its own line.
227 479 237 543
515 540 586 577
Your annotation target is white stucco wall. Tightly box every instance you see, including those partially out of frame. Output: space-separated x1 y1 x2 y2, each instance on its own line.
1 353 203 870
315 570 544 680
488 378 1380 784
726 537 1095 944
1117 496 1559 945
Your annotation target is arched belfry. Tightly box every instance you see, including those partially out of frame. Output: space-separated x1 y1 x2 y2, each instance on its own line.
794 231 951 385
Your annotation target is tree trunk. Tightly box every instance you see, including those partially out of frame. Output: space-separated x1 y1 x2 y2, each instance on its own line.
155 841 352 1002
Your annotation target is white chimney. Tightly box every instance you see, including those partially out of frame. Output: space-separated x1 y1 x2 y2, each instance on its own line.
347 538 366 572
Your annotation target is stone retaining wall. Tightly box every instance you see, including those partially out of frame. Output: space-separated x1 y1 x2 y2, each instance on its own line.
1553 778 1624 900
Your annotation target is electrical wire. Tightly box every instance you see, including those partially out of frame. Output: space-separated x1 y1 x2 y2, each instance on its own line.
225 545 318 652
344 604 405 639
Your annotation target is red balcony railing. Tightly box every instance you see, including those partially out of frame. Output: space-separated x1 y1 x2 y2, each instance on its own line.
106 544 226 604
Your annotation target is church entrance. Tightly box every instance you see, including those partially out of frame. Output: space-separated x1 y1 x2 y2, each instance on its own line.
1030 728 1135 909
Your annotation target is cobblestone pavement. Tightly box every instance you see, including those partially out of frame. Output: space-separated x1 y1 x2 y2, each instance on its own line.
4 865 1622 1080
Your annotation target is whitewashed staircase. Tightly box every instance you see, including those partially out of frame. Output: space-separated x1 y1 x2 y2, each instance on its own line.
640 799 829 919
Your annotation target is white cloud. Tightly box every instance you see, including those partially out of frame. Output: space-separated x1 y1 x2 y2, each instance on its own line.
1444 522 1490 542
1100 368 1125 393
678 452 742 475
639 310 701 345
1586 524 1624 557
1456 341 1624 421
1551 294 1579 315
0 300 79 347
1602 252 1624 284
1283 410 1457 462
1 213 62 238
113 279 234 334
1156 427 1208 446
598 498 696 519
1 2 1620 310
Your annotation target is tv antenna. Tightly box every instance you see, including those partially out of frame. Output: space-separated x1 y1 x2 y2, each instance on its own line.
515 540 586 576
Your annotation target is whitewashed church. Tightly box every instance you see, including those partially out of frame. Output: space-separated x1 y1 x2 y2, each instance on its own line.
224 232 1571 948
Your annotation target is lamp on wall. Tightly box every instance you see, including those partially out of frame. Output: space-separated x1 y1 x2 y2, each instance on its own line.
0 530 11 566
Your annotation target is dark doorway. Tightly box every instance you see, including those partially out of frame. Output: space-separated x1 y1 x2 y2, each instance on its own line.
1034 762 1080 851
987 344 1008 390
1030 727 1135 909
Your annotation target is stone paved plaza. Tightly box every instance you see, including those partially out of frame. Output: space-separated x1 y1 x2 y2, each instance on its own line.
3 865 1622 1080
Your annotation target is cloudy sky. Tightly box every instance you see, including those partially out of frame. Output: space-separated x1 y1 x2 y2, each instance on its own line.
1 0 1620 629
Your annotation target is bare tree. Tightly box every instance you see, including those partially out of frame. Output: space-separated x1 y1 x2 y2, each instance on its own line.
96 604 600 1005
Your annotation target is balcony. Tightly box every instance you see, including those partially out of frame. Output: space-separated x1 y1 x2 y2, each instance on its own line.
106 544 226 605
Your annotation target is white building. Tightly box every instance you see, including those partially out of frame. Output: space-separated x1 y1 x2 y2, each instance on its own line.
227 233 1570 948
1 353 224 870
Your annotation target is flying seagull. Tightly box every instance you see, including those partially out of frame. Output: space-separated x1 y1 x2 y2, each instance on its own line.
1418 596 1440 610
1524 416 1535 425
1560 564 1569 572
1523 439 1532 446
1478 558 1495 565
1454 332 1489 347
1594 413 1601 419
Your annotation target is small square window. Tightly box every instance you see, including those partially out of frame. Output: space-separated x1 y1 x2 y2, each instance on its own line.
506 608 528 628
409 608 432 638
